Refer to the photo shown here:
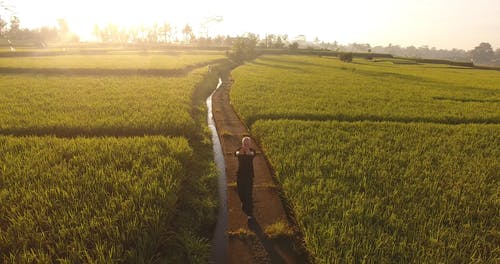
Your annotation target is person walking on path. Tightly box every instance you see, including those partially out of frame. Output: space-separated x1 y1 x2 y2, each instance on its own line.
234 136 256 220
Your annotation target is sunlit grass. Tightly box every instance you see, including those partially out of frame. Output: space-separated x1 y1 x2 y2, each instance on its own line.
0 68 206 136
0 53 225 70
0 136 192 263
253 120 499 263
264 220 295 239
0 53 230 262
230 55 500 263
231 55 500 124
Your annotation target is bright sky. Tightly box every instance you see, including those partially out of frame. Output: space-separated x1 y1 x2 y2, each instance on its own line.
3 0 500 50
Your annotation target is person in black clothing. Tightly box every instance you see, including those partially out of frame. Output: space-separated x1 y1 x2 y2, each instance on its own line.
234 136 256 220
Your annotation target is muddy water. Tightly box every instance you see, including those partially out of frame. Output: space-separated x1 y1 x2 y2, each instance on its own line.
209 78 227 264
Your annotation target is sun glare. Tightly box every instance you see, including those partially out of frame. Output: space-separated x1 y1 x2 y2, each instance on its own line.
10 0 220 41
68 1 200 40
6 0 500 48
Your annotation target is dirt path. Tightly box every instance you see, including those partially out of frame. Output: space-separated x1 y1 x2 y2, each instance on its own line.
211 75 308 264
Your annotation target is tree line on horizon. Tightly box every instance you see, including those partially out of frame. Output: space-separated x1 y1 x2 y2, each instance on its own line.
327 42 500 66
1 15 499 66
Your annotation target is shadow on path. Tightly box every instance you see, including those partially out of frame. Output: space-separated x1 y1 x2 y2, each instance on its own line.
248 218 286 264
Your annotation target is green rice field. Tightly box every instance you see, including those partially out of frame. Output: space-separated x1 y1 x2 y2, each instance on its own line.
0 70 205 137
231 55 500 263
231 56 500 124
253 120 499 263
0 51 225 262
0 136 194 263
0 53 225 70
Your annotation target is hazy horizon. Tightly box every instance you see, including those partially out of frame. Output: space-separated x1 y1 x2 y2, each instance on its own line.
3 0 500 50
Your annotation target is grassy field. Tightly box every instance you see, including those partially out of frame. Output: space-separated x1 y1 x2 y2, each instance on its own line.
230 55 500 263
0 69 206 137
253 120 499 263
0 51 228 262
0 136 200 263
231 56 500 124
0 53 225 70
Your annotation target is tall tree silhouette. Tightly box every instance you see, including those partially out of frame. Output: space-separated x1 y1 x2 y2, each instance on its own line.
9 16 19 36
230 33 258 62
182 24 192 43
471 42 494 65
148 22 158 43
161 22 171 43
0 16 7 36
92 24 100 41
57 18 69 35
494 49 500 64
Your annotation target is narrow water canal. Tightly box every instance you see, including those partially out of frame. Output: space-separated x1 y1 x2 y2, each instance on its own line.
208 78 227 264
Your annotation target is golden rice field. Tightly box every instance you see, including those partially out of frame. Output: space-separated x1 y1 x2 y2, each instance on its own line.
0 51 226 262
231 55 500 263
0 70 204 137
231 56 500 125
0 53 225 70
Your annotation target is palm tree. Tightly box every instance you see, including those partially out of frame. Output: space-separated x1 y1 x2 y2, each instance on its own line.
148 22 158 43
92 24 100 42
0 16 7 37
161 22 171 43
182 24 192 43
